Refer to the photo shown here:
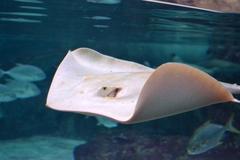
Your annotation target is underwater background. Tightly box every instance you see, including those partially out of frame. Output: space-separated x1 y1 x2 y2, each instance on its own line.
0 0 240 159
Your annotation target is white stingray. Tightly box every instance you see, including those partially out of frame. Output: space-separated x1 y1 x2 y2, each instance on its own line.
46 48 240 124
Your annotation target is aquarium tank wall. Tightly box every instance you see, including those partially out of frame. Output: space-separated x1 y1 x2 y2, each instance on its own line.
0 0 240 160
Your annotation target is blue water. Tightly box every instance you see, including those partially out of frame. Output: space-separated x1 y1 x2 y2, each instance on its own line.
0 0 240 160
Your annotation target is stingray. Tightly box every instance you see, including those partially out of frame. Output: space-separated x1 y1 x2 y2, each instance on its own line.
46 48 240 124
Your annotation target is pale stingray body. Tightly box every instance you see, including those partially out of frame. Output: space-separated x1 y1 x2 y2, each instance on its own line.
46 48 240 124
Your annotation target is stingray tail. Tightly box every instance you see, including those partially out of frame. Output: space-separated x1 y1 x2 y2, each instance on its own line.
225 114 240 134
221 82 240 94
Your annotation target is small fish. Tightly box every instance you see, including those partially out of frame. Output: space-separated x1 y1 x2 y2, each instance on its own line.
0 64 46 82
0 17 41 23
5 79 41 99
0 84 17 103
96 116 118 128
19 6 47 10
14 0 43 3
0 12 47 17
86 0 121 4
187 114 240 155
93 24 109 28
84 16 111 20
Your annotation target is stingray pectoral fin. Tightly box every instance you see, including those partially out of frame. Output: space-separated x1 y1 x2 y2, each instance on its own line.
46 48 153 122
128 63 237 123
